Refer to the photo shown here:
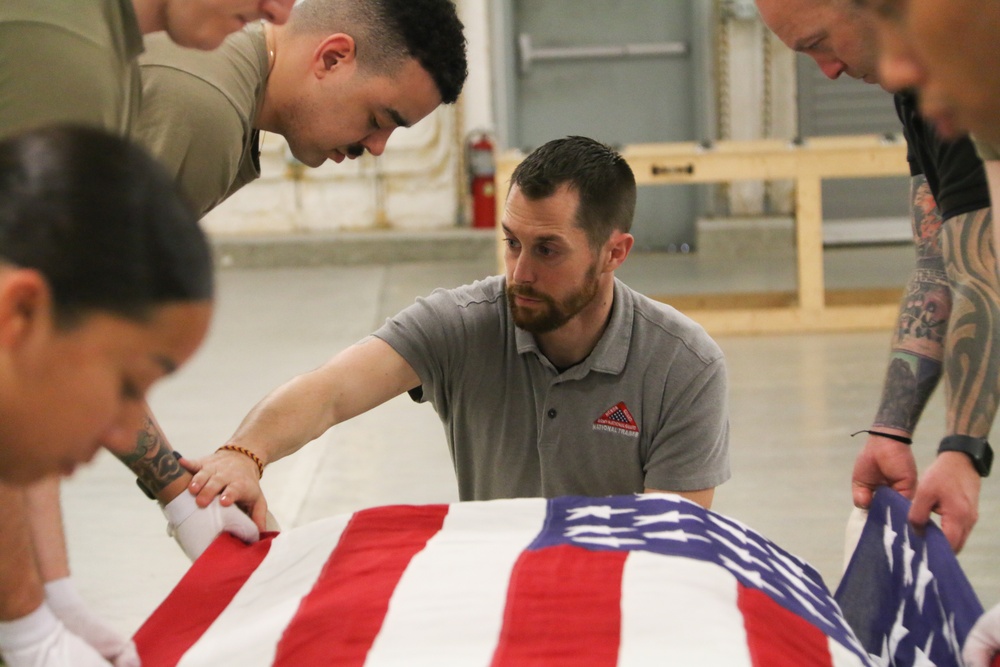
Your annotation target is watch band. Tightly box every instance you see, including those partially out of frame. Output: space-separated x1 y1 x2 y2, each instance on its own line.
938 435 993 477
135 450 184 500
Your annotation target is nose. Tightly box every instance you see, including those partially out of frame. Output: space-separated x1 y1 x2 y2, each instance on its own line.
361 128 394 157
260 0 293 24
816 55 847 80
509 250 534 286
876 27 924 93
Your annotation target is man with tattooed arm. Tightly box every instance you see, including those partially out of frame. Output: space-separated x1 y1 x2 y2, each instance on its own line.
755 0 1000 553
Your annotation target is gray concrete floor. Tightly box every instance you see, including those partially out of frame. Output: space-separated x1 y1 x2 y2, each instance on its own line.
59 245 1000 640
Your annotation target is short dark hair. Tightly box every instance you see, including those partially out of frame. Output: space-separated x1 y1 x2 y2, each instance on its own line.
510 136 637 251
0 125 214 327
290 0 468 104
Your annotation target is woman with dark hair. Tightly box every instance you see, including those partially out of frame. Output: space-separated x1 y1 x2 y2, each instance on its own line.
0 125 214 667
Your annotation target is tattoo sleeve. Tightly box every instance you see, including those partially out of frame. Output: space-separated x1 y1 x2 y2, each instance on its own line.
114 406 184 495
941 205 1000 437
872 176 948 433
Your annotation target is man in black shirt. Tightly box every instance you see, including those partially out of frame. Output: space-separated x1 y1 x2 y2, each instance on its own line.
756 0 1000 554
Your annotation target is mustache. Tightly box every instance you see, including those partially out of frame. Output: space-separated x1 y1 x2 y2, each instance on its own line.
346 144 365 158
508 284 547 300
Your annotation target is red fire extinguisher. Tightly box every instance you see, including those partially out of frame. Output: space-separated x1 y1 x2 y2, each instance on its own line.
467 131 496 228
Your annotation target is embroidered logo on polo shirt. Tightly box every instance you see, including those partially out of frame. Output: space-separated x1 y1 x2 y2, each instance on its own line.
593 402 639 437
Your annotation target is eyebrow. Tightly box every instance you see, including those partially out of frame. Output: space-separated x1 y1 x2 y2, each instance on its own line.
387 108 411 129
501 224 565 245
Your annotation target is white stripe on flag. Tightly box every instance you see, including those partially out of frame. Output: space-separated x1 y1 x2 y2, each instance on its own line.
827 635 870 667
364 498 548 666
618 550 753 666
178 514 352 667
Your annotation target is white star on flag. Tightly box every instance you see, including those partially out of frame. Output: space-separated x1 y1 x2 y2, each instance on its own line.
914 544 933 612
888 599 909 658
566 505 636 521
718 555 785 599
708 514 753 544
902 528 916 587
709 531 774 570
911 634 936 667
641 529 711 543
631 510 703 526
570 536 646 548
563 525 635 538
882 507 898 571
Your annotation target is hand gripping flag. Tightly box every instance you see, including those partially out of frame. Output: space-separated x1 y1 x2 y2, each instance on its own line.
135 494 873 666
835 486 985 667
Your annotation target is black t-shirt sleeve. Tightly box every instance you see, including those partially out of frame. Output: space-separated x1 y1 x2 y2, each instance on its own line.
895 92 990 220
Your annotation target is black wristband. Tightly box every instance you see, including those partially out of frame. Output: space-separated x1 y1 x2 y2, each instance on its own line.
135 450 184 500
850 429 913 446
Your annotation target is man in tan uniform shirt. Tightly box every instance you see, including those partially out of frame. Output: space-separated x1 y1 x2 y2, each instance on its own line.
0 2 294 666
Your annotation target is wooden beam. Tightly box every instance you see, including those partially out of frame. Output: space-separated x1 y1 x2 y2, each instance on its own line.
491 134 911 336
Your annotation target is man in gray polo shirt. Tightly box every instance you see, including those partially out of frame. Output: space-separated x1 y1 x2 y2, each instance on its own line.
182 136 731 530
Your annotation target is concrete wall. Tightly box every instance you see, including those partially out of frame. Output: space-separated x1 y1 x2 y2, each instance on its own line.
203 0 793 237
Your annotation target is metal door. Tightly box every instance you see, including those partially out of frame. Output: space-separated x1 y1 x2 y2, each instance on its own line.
498 1 708 250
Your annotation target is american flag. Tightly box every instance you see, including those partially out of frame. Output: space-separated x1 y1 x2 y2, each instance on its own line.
835 487 985 667
134 494 874 666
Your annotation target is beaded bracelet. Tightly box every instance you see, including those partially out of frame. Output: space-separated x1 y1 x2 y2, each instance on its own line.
217 444 264 478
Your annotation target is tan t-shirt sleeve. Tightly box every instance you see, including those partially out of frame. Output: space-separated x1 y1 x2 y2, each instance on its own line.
0 24 127 136
133 64 245 215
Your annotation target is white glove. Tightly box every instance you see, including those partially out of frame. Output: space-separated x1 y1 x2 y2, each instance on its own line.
162 492 259 561
0 603 112 667
43 578 138 667
964 601 1000 667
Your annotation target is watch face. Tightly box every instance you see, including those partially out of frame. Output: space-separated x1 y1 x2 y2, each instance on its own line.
939 436 993 477
981 442 994 477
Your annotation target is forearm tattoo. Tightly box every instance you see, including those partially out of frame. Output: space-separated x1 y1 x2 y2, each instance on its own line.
873 177 948 433
941 206 1000 436
115 415 184 494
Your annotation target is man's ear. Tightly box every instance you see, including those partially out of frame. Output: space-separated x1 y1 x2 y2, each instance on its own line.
0 270 51 350
313 33 357 77
602 231 634 273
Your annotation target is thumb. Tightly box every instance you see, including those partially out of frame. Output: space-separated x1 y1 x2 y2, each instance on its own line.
251 499 270 534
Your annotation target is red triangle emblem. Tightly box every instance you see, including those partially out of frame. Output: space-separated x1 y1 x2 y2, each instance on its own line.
593 401 639 433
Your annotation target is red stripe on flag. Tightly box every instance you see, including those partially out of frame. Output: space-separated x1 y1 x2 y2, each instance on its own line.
134 532 276 667
490 544 627 667
272 504 449 666
738 584 834 667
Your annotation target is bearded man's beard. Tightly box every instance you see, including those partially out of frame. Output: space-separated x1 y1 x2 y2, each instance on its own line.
507 263 600 334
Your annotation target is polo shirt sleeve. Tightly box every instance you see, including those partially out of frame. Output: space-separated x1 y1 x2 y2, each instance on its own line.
133 63 245 215
372 287 470 408
643 355 731 492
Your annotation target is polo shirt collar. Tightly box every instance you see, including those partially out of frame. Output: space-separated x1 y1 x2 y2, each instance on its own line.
514 278 633 378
